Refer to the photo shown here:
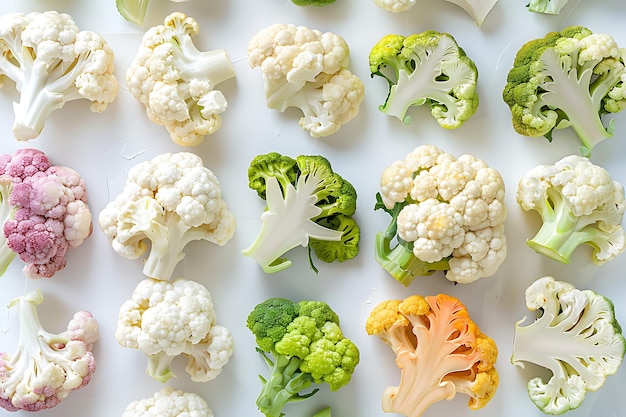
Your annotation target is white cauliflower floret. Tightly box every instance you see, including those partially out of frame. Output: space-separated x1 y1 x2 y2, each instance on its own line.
375 144 507 285
0 11 118 141
517 154 626 264
98 152 235 281
126 12 235 146
116 278 234 383
122 387 213 417
397 199 465 263
248 23 364 138
373 0 416 12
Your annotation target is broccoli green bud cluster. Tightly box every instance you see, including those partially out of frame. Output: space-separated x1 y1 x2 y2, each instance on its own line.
247 298 360 417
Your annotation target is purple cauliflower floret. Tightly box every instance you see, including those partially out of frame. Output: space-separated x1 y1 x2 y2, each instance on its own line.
0 289 98 412
0 148 92 278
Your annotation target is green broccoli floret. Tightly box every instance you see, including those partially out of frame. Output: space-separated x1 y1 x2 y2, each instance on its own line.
527 0 569 14
369 31 479 129
247 298 360 417
291 0 336 5
517 155 626 264
243 152 360 273
502 26 626 156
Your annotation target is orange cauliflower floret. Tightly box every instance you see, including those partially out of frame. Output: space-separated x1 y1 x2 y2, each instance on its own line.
366 293 499 417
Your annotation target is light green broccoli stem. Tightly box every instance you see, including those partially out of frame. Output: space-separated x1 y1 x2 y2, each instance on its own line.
256 350 316 417
526 188 617 264
375 231 450 287
146 351 176 383
0 181 16 277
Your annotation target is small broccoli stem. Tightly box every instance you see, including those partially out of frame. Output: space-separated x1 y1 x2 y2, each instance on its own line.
256 351 315 417
375 231 449 287
146 351 176 383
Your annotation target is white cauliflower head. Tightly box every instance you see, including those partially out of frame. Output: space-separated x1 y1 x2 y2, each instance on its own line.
0 10 118 141
248 23 364 138
517 154 626 264
126 12 235 146
122 387 213 417
98 152 236 280
116 277 234 383
376 144 506 284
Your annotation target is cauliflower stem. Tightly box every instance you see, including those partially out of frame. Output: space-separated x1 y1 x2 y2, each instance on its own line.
0 289 98 412
525 187 623 264
374 194 450 286
0 180 16 276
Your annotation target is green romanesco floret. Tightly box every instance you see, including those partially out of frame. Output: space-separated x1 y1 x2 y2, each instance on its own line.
512 276 625 415
247 298 360 417
375 145 507 286
527 0 570 14
369 31 479 129
243 152 360 273
517 154 626 264
503 26 626 156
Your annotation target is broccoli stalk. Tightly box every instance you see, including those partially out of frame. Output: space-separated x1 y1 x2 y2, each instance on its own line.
374 193 450 286
243 153 360 273
525 187 624 264
247 298 359 417
256 350 317 416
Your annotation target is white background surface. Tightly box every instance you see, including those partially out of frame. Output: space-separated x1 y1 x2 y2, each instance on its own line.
0 0 625 416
